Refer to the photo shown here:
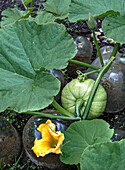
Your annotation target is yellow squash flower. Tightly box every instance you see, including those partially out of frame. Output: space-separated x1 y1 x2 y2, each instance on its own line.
32 119 64 157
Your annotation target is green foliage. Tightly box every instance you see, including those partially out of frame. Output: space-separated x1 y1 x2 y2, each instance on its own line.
1 0 125 44
43 0 71 19
60 119 114 165
102 14 125 44
80 139 125 170
0 70 60 113
0 1 124 170
1 8 34 27
22 0 33 6
68 0 123 22
1 8 24 27
35 11 56 24
0 1 125 169
0 20 76 113
0 20 76 70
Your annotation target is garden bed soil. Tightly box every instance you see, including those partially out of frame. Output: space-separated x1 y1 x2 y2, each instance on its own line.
0 1 125 170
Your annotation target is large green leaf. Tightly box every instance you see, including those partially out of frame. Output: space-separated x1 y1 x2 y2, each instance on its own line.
35 11 56 24
0 71 60 113
0 20 76 71
60 119 114 165
1 8 24 27
1 8 34 27
102 14 125 44
43 0 71 19
80 139 125 170
0 20 76 112
68 0 123 22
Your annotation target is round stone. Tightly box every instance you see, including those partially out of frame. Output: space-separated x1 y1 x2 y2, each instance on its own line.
74 36 93 59
67 36 93 76
0 116 21 167
23 110 69 169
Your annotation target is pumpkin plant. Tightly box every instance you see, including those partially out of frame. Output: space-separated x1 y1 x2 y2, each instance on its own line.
0 0 125 169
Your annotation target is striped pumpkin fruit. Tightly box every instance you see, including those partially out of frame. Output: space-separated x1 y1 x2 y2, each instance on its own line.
61 78 107 119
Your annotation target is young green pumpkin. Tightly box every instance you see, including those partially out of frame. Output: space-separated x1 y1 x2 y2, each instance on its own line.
61 78 107 119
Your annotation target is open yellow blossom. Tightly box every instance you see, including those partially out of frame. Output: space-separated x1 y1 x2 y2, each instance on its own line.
32 119 64 157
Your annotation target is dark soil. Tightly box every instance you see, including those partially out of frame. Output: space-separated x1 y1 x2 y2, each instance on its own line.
0 1 125 170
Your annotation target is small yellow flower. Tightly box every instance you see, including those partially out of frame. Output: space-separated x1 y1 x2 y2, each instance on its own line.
32 119 64 157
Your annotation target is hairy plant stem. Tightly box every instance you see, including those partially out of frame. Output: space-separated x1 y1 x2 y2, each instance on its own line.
92 30 104 67
84 69 100 76
68 59 99 70
24 111 80 120
21 0 28 10
82 56 116 120
52 100 75 117
75 99 84 117
110 42 120 59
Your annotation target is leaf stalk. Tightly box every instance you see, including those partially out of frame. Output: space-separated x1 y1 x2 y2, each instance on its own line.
84 69 100 76
21 0 28 10
75 99 84 117
24 111 80 121
68 59 99 70
92 30 104 67
52 100 75 117
82 56 116 120
110 42 120 59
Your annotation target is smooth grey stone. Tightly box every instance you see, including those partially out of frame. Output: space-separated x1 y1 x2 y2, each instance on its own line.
0 116 21 167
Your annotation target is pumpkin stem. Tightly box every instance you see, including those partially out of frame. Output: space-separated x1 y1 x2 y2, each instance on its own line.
68 59 99 70
109 42 120 59
92 30 104 67
77 70 87 82
82 56 116 120
24 111 81 121
75 99 84 117
21 0 28 10
52 100 75 117
77 70 100 82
